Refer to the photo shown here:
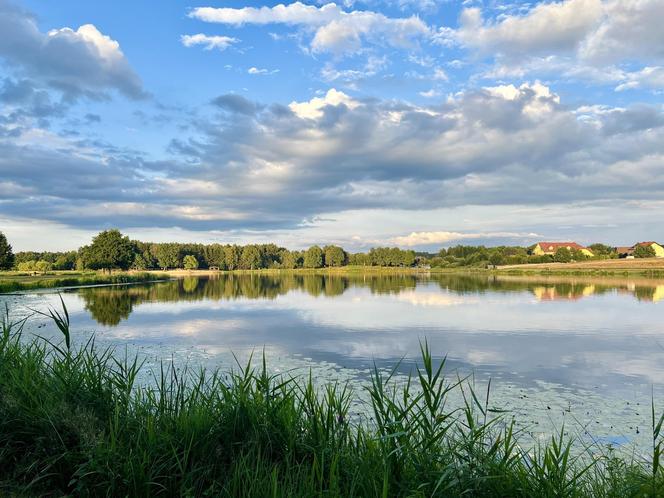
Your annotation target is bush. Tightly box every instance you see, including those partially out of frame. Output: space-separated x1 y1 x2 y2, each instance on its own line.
554 247 572 263
634 244 656 258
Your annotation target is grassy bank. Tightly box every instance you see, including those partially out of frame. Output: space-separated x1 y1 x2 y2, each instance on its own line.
151 265 454 276
0 272 165 293
496 258 664 277
1 305 663 497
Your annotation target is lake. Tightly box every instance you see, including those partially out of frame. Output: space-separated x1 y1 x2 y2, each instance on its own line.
3 272 664 451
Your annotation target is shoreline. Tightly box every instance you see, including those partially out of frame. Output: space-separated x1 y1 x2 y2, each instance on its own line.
2 259 664 293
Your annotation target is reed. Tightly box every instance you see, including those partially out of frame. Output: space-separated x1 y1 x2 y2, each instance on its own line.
0 302 662 497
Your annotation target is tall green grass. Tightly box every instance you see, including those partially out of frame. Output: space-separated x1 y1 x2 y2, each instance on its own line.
0 302 662 497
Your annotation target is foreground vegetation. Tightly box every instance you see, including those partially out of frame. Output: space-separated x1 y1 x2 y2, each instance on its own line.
1 304 662 497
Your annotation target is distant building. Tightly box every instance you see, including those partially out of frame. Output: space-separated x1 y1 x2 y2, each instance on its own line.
615 246 635 258
616 242 664 258
532 242 594 257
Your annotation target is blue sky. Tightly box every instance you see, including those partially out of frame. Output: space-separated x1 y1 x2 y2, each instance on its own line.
1 0 663 251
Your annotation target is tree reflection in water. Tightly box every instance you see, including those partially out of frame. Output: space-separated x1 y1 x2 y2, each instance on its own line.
77 273 664 326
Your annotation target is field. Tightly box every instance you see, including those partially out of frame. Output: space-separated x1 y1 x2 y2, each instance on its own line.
498 257 664 273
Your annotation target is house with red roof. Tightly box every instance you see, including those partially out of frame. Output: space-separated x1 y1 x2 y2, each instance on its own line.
616 242 664 258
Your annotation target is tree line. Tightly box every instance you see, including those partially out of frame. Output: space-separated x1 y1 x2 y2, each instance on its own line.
0 229 657 272
1 230 418 271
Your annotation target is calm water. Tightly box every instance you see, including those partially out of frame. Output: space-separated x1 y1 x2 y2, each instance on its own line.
4 272 664 449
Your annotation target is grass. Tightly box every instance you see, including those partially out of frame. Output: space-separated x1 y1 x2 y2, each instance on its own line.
0 303 663 497
0 272 164 293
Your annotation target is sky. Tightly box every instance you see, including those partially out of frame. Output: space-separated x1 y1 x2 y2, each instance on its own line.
1 0 663 252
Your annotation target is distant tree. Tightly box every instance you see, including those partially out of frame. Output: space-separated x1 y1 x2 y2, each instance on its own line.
35 260 53 272
85 230 135 271
240 245 262 270
54 252 77 270
400 250 416 267
183 254 199 270
261 243 282 268
203 243 226 269
634 244 656 258
323 245 346 267
571 249 589 261
132 253 151 270
588 243 616 259
553 247 572 263
17 260 37 271
349 253 371 266
304 246 324 268
0 231 14 270
14 251 40 266
153 243 181 270
488 252 504 266
280 249 299 269
224 245 241 270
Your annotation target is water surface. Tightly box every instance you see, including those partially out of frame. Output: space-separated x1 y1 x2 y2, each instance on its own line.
4 272 664 450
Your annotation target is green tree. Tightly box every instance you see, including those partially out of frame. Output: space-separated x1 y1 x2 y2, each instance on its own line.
54 252 76 270
348 253 370 266
35 260 53 272
303 246 323 268
571 249 589 261
240 245 262 270
400 250 416 267
153 244 181 270
224 245 241 270
280 250 299 269
488 252 504 266
634 244 656 258
323 245 346 267
553 247 572 263
0 231 14 270
85 230 136 271
204 244 226 269
17 260 37 271
132 253 151 270
183 254 199 270
588 243 616 259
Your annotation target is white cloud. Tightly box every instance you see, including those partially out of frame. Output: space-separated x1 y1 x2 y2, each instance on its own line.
288 88 360 119
432 68 448 80
320 55 387 82
615 66 664 92
248 66 279 75
391 231 539 247
0 5 144 99
483 81 560 118
457 0 664 89
189 3 341 25
48 24 123 63
458 0 603 57
189 2 430 55
419 89 440 98
579 0 664 64
5 79 664 244
180 33 238 50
